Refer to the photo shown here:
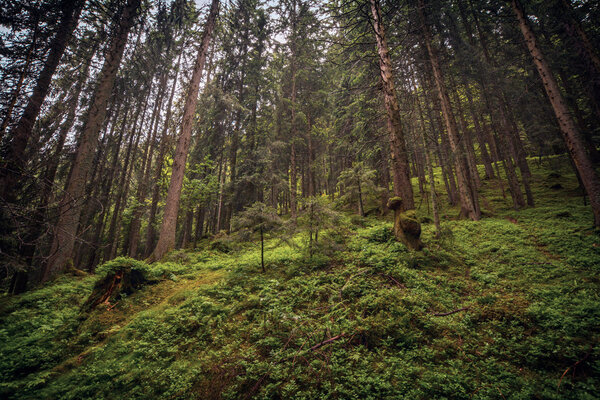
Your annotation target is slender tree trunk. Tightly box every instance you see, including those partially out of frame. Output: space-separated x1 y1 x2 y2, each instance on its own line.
194 206 204 245
418 97 440 237
357 177 364 217
0 0 84 200
128 72 169 258
419 0 479 220
307 113 315 197
0 18 39 142
370 0 414 210
43 0 140 281
148 0 219 262
144 53 182 257
260 227 265 272
181 210 194 249
449 76 481 189
289 2 298 219
463 83 495 179
512 0 600 226
85 99 129 271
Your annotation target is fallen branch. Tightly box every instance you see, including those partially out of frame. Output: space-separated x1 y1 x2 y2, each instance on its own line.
432 307 470 317
310 333 345 351
380 273 406 288
557 347 593 391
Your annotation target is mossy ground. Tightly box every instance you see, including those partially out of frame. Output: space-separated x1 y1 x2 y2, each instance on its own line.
1 157 599 399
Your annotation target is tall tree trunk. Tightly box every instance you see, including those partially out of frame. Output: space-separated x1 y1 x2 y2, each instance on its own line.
105 94 148 261
144 53 182 257
463 82 495 179
307 113 315 197
43 0 141 281
127 72 169 258
194 206 205 245
370 0 414 210
512 0 600 226
289 0 298 219
0 18 39 142
38 46 97 219
85 99 129 271
417 96 441 237
148 0 219 262
419 0 480 220
0 0 84 200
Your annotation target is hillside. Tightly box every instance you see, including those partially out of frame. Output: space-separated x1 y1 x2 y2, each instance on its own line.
1 160 599 399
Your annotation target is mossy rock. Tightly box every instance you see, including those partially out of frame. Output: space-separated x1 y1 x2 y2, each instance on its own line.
388 207 423 251
387 197 403 211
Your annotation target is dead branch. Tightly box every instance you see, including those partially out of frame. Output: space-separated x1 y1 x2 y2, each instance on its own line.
432 307 470 317
310 333 346 351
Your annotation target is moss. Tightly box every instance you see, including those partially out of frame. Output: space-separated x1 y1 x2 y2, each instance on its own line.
1 161 600 399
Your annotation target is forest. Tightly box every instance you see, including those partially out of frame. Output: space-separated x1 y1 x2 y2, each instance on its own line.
0 0 599 398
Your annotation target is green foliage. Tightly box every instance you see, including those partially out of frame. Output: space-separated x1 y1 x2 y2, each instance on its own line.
1 166 600 399
95 257 151 278
232 202 282 236
364 223 395 243
337 162 380 215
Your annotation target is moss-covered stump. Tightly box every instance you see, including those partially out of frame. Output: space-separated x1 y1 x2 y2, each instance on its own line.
387 197 423 251
81 257 151 313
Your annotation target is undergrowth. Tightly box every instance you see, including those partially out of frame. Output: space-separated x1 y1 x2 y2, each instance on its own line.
1 160 599 399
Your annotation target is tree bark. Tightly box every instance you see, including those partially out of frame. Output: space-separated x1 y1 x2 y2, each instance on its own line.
148 0 219 262
512 0 600 226
0 0 84 200
43 0 141 281
419 0 480 220
370 0 414 210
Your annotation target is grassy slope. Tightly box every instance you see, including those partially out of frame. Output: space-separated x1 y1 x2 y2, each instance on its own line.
1 158 599 399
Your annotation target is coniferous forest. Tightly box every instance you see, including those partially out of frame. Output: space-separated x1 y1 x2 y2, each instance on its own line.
1 0 600 398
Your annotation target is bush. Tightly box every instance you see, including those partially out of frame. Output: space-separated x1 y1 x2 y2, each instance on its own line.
366 224 394 243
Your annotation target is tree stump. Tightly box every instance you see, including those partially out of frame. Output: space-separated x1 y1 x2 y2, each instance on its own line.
387 197 423 251
81 265 148 313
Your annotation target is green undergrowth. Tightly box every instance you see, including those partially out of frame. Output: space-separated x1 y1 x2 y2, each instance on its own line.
1 161 599 399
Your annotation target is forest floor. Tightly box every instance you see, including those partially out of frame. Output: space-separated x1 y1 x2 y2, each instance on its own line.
1 158 599 399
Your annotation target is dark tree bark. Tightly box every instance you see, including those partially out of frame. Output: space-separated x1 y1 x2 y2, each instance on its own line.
512 0 600 226
419 0 480 220
43 0 141 281
0 0 84 200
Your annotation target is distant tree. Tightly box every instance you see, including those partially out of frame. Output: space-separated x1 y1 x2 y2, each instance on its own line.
297 196 341 258
0 0 85 200
232 202 282 272
337 162 379 216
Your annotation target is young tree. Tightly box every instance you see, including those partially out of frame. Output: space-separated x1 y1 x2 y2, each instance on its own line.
232 202 282 272
337 162 379 217
297 196 341 258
